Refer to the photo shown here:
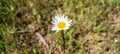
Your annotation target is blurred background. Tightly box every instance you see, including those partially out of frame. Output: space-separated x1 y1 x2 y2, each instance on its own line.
0 0 120 54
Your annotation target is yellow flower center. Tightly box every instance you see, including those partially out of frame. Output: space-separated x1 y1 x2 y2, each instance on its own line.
57 22 66 29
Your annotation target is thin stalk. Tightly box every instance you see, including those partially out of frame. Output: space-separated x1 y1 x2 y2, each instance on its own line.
62 30 65 54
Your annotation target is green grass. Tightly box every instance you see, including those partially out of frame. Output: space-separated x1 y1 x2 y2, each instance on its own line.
0 0 120 54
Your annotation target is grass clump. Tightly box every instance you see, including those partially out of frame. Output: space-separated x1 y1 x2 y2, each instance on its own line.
0 0 120 54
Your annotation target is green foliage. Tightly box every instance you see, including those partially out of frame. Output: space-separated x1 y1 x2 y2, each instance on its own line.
0 0 120 54
114 0 120 5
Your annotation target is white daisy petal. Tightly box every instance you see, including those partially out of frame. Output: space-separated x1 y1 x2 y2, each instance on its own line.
65 16 68 21
51 27 57 31
68 20 72 24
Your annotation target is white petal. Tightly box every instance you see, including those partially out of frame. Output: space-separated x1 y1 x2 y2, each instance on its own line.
64 16 68 21
68 20 72 24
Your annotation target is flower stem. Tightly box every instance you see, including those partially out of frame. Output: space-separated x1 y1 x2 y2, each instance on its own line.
62 30 65 54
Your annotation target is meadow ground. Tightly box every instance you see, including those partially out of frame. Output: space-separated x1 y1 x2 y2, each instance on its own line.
0 0 120 54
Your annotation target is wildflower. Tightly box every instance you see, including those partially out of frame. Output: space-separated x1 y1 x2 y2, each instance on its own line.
115 39 118 42
51 15 72 32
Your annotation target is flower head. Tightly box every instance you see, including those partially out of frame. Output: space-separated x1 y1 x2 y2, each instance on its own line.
51 15 72 32
115 39 118 42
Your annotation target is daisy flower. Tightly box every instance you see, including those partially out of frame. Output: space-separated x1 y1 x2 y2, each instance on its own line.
51 15 72 32
115 39 118 42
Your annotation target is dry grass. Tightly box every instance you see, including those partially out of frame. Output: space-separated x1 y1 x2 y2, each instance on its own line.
0 0 120 54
